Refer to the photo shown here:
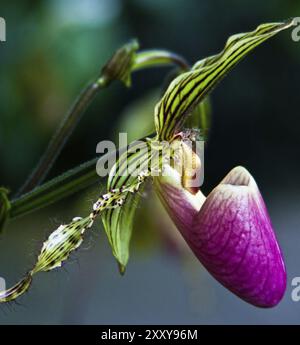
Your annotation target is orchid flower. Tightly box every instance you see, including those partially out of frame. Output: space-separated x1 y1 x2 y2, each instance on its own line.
156 165 286 307
0 19 295 306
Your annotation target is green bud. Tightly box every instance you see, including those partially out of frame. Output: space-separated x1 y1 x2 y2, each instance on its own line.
101 39 139 87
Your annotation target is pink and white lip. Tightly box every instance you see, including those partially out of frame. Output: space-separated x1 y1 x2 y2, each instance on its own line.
156 165 286 308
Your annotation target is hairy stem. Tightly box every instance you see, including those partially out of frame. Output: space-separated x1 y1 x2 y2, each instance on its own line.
10 134 155 219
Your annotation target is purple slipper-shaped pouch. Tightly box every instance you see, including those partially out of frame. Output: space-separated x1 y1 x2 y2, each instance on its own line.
156 165 286 307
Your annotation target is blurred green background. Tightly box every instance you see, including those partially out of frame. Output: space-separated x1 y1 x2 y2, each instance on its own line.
1 0 300 324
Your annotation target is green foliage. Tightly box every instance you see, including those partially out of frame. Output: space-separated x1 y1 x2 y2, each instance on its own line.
0 19 295 303
0 188 10 233
102 140 152 270
101 39 139 87
154 19 295 141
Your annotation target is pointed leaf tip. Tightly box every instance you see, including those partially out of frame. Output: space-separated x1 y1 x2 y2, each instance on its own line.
118 262 126 276
154 20 295 140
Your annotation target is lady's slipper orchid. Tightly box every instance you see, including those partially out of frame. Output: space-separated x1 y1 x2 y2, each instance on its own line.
156 163 286 307
0 19 294 305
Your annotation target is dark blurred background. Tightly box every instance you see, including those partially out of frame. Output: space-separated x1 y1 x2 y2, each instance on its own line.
0 0 300 324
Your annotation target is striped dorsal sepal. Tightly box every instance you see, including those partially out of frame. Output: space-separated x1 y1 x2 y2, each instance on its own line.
154 19 296 141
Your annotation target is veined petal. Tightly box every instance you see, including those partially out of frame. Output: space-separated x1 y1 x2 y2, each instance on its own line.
0 216 93 302
101 139 153 271
156 166 286 307
154 19 296 141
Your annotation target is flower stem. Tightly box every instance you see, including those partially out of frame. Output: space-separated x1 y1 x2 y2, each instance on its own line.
17 78 108 196
10 135 155 219
17 47 189 196
133 50 189 72
11 157 100 219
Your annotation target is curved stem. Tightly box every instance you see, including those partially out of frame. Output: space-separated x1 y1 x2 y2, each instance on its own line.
10 134 155 219
11 157 101 219
133 50 189 72
17 78 108 196
17 48 189 196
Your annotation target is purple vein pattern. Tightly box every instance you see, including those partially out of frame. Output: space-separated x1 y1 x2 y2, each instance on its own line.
156 166 286 307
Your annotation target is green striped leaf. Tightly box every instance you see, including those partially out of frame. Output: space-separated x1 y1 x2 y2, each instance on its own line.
101 139 154 271
154 19 295 141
